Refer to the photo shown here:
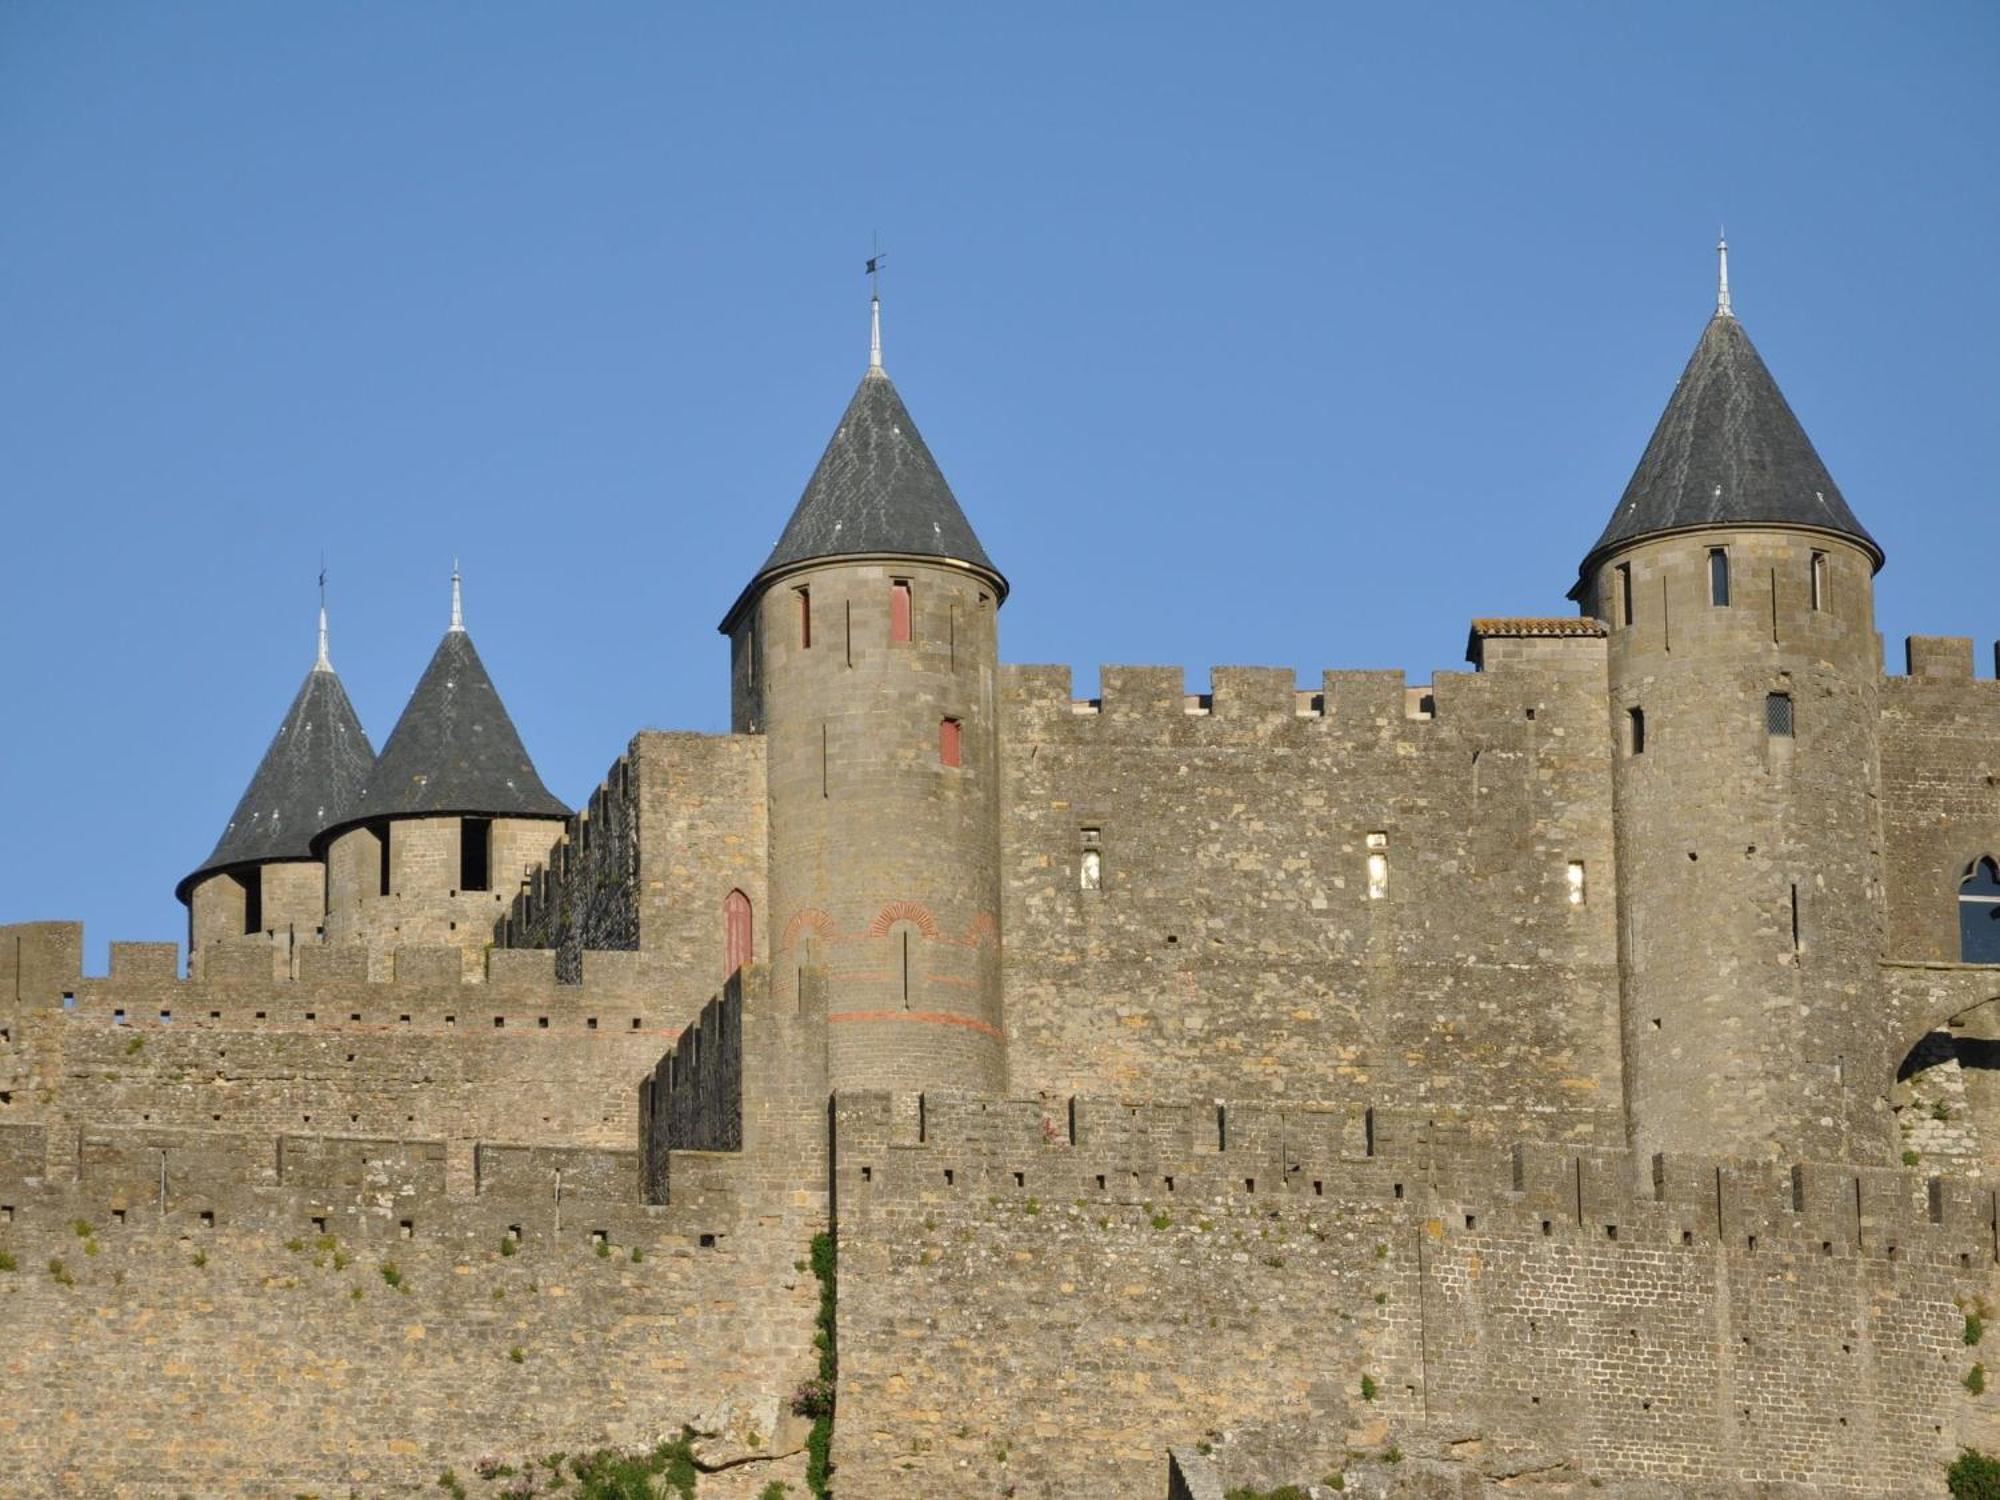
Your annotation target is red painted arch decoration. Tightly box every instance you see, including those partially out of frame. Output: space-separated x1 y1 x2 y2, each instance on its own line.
866 899 939 938
780 907 836 953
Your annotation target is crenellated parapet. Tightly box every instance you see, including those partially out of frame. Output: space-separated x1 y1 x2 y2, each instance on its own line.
831 1089 2000 1266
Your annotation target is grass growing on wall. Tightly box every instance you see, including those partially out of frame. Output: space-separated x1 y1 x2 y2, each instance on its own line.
800 1231 836 1497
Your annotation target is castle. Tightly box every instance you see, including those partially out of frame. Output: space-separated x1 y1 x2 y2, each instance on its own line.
4 244 2000 1498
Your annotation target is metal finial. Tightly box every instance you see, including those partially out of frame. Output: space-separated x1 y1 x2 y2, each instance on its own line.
866 237 885 372
1716 228 1733 318
450 560 464 632
315 560 332 671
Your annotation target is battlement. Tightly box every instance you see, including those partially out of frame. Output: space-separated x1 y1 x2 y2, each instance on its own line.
1893 633 2000 681
829 1091 2000 1265
1004 641 1607 736
0 1115 745 1245
1 923 680 1030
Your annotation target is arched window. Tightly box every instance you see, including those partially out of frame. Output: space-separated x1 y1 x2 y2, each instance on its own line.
1962 859 2000 964
724 889 753 977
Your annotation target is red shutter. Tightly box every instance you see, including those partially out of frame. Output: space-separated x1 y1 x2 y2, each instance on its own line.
890 580 912 643
724 889 753 977
939 717 962 768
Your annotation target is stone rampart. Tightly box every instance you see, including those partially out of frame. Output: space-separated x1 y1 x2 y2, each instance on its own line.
0 1118 814 1497
831 1090 1992 1498
999 647 1622 1141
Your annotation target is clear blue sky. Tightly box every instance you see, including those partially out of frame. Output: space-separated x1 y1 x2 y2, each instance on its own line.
3 4 1996 966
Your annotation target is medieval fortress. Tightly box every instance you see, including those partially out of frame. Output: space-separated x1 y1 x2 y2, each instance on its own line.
4 250 2000 1498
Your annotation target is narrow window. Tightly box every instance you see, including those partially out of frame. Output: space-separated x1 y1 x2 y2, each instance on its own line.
1615 563 1633 627
1366 832 1388 900
890 579 913 643
1810 551 1828 612
1961 858 2000 964
240 870 263 935
796 585 811 649
1790 883 1802 954
1566 861 1587 906
1709 548 1730 606
1080 827 1102 891
939 717 962 768
1627 707 1646 756
374 821 392 896
900 930 911 1007
723 889 753 977
1765 692 1793 737
460 817 491 892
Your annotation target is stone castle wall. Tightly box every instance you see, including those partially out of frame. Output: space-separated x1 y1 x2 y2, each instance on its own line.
0 1117 817 1498
831 1090 1994 1499
998 641 1623 1142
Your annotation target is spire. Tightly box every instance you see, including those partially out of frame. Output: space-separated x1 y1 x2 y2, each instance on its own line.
720 360 1006 630
315 565 332 672
449 560 464 632
1578 284 1880 585
177 640 376 903
328 615 568 830
1716 228 1733 319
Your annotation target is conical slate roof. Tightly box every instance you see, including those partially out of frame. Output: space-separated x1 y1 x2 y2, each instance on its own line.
723 365 1004 627
1581 312 1880 579
177 659 374 903
331 627 568 832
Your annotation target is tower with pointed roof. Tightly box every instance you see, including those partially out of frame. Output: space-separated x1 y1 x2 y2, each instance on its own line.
177 594 374 975
722 294 1009 1093
1578 239 1891 1163
316 569 569 974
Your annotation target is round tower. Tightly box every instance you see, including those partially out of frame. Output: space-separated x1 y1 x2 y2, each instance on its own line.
722 299 1007 1093
177 592 374 975
316 570 570 975
1578 241 1888 1164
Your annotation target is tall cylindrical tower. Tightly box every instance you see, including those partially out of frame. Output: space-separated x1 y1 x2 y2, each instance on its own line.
1579 251 1888 1164
722 315 1007 1094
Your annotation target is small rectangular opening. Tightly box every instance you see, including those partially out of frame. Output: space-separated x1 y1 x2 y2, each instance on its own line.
796 585 811 649
1566 861 1587 906
1765 692 1793 737
890 579 912 643
586 1017 598 1030
1616 562 1633 627
374 821 392 896
939 717 962 768
1810 550 1828 611
199 1210 215 1229
1627 706 1646 756
399 1219 414 1239
698 1232 717 1248
1709 547 1730 606
239 869 262 935
460 818 492 892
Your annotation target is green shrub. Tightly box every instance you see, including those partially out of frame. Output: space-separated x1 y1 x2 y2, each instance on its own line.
1949 1447 2000 1500
70 1218 92 1238
285 1237 305 1253
500 1236 518 1257
1324 1475 1346 1492
1904 1149 1923 1167
435 1471 467 1499
805 1230 837 1498
47 1257 73 1286
0 1250 17 1272
509 1346 525 1364
192 1250 207 1269
759 1484 791 1500
1150 1209 1172 1230
630 1245 644 1263
1360 1373 1379 1401
1383 1445 1404 1464
380 1262 404 1290
596 1239 612 1259
1969 1363 1988 1396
